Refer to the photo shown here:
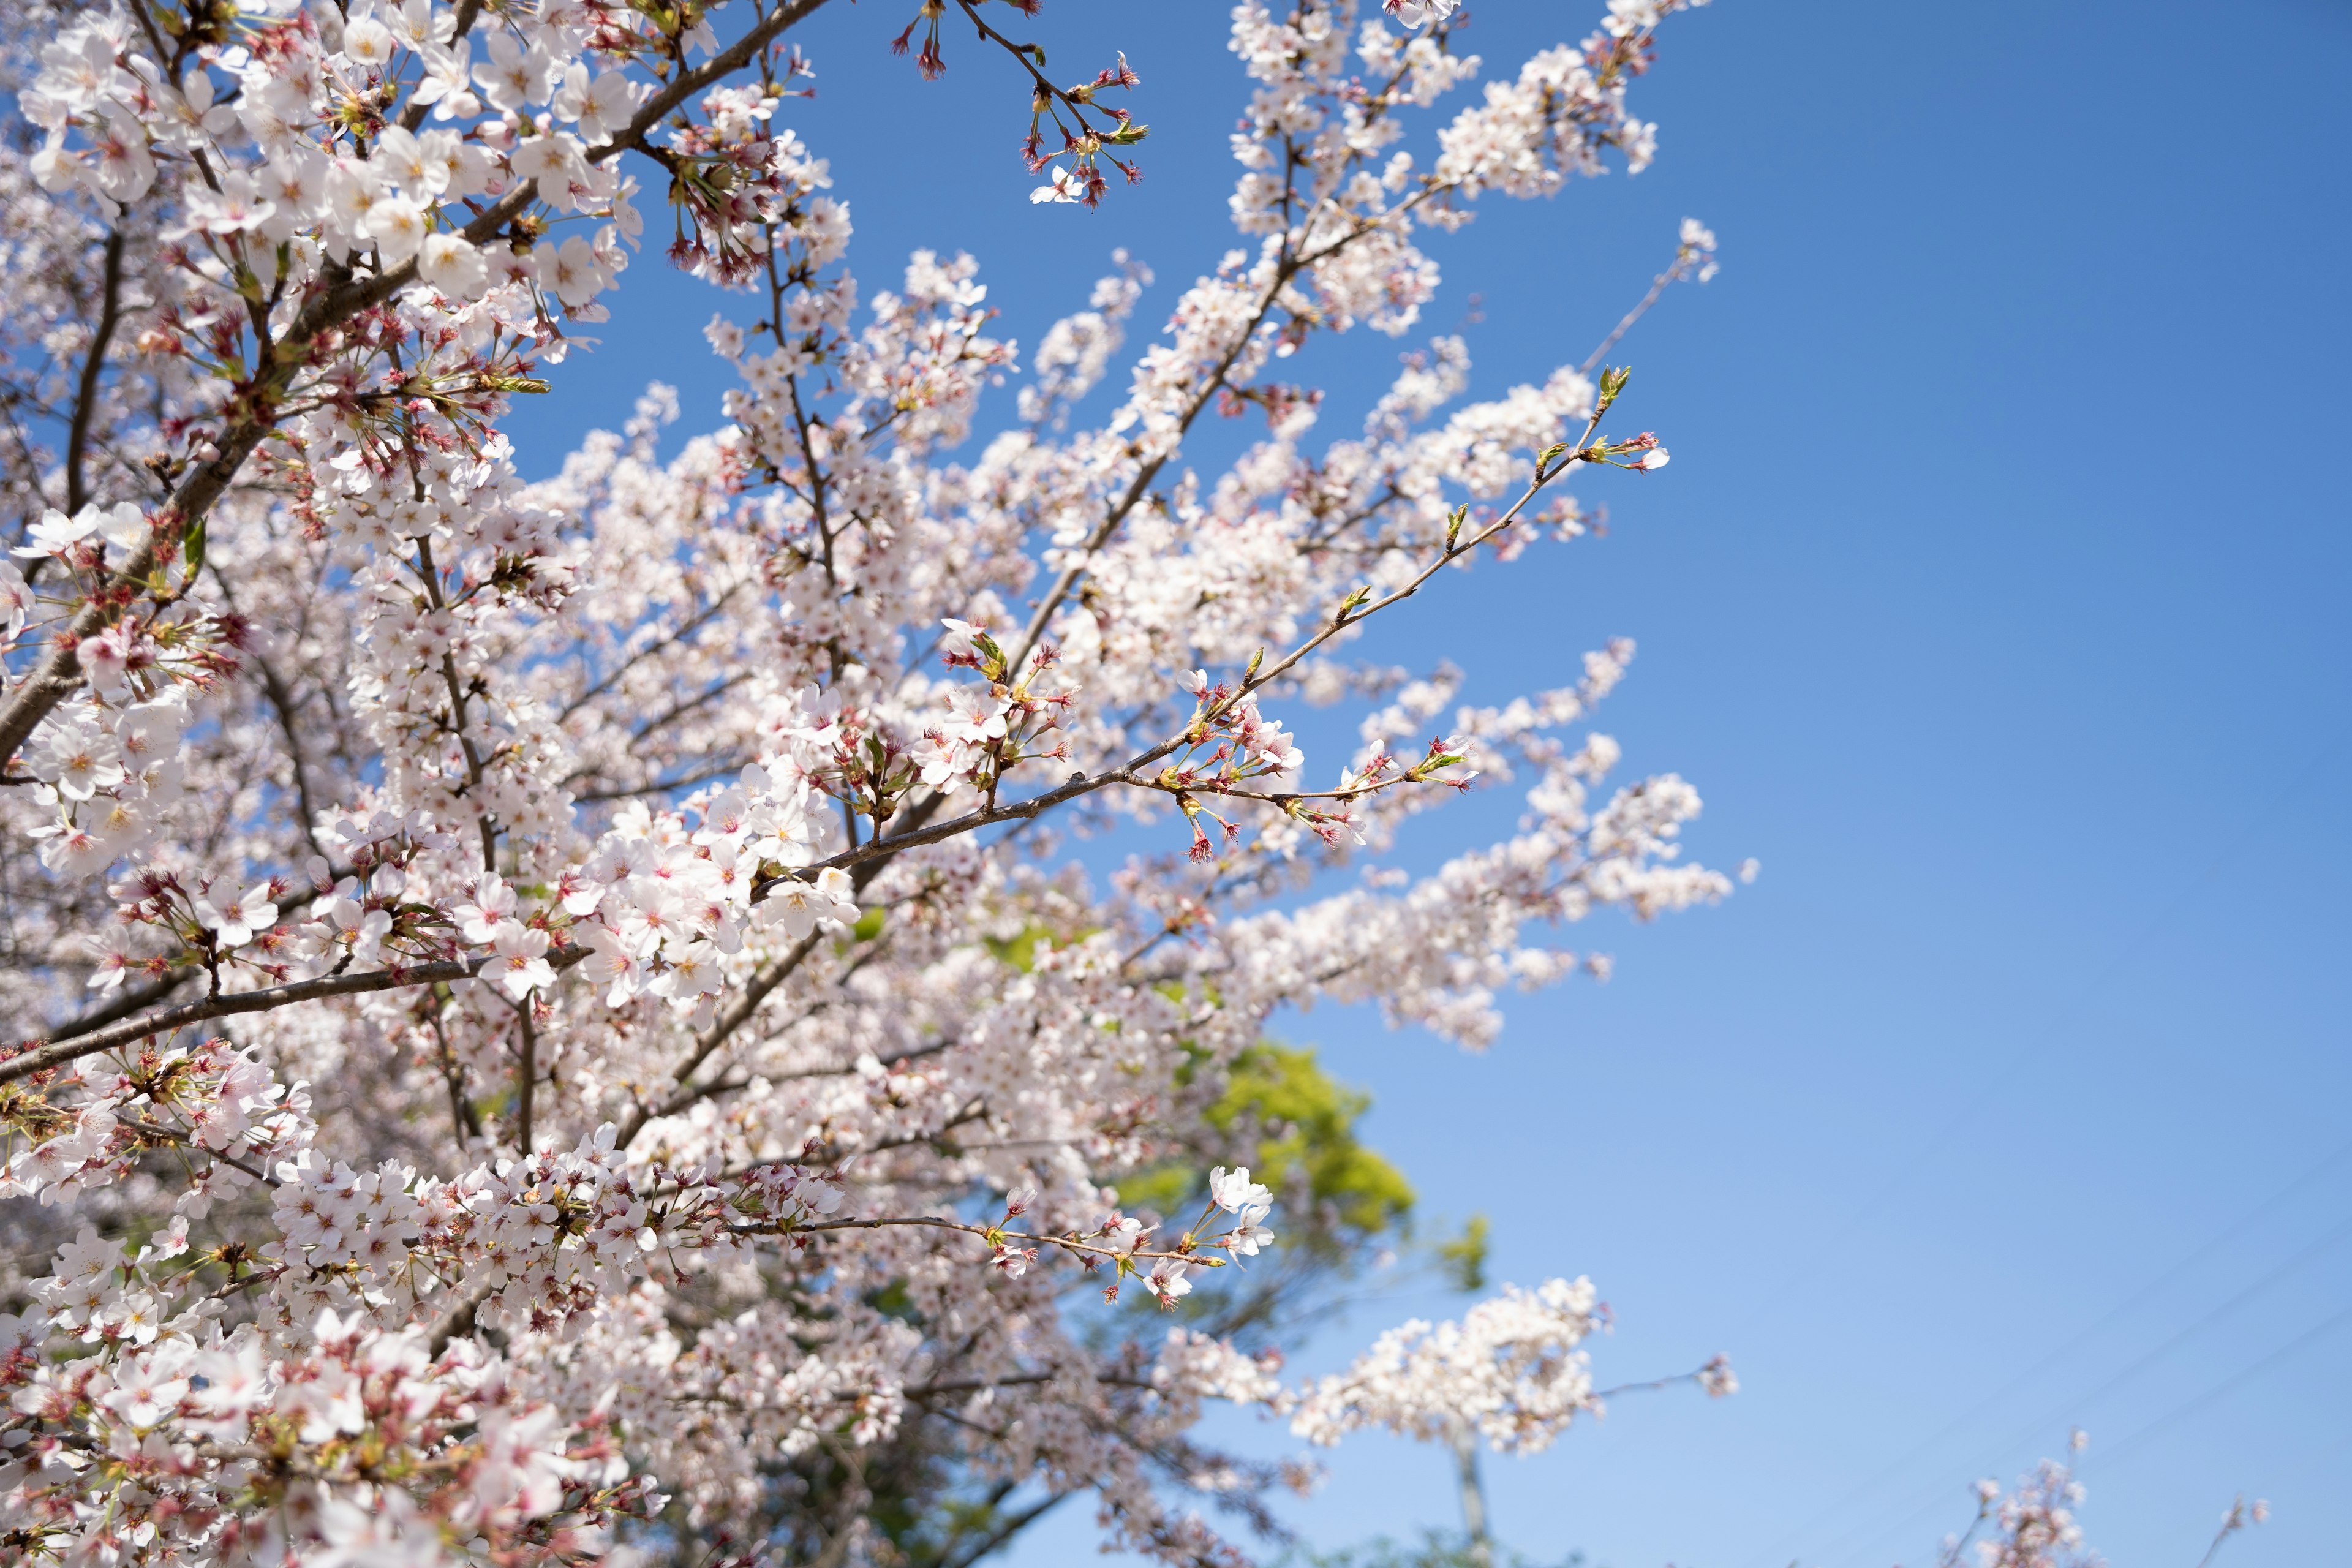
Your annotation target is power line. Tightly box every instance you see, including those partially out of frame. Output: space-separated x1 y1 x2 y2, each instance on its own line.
1798 1209 2352 1567
1733 721 2352 1368
2087 1299 2352 1472
1735 721 2352 1568
1746 1137 2352 1567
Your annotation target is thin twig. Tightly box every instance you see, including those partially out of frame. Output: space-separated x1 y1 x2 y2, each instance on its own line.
64 232 127 516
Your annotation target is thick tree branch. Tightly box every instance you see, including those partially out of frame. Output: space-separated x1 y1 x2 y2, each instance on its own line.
617 929 824 1148
0 946 586 1085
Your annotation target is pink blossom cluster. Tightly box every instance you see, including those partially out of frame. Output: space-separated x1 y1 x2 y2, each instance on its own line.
1287 1276 1616 1451
0 1 1748 1562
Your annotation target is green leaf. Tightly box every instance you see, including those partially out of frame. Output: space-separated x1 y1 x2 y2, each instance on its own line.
982 920 1100 973
1206 1044 1416 1240
1437 1213 1490 1292
181 516 206 577
1596 364 1633 415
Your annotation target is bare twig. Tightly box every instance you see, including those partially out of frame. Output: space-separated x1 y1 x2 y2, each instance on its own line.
64 231 127 517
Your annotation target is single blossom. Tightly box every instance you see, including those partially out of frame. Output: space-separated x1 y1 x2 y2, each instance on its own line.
197 883 280 948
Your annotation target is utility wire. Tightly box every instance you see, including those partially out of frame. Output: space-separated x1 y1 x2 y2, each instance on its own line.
1748 1136 2352 1566
1800 1211 2352 1567
2087 1298 2352 1471
1736 720 2352 1568
1735 722 2352 1364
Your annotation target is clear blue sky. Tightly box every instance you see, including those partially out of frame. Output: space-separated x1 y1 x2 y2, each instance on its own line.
508 2 2352 1562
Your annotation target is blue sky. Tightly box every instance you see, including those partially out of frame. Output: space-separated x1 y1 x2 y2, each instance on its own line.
510 1 2352 1563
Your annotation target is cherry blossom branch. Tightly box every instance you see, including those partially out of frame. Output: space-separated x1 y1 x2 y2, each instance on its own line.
793 398 1632 880
52 968 196 1038
121 1110 274 1186
393 0 489 134
514 1006 540 1153
248 652 331 864
1589 1354 1738 1401
0 947 587 1084
1223 418 1613 706
908 1370 1158 1397
949 0 1144 189
646 1024 957 1131
62 230 126 518
0 0 836 778
556 585 753 723
997 179 1453 680
2192 1496 2269 1568
617 929 824 1147
10 406 1632 1085
1580 222 1719 376
22 839 865 1101
999 290 1284 679
774 1213 1237 1272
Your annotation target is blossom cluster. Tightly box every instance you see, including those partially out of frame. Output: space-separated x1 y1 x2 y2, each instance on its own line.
0 1 1746 1562
1288 1276 1616 1451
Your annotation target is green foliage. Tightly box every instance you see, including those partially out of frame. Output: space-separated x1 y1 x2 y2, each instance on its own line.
1114 1041 1416 1262
866 1280 919 1324
981 925 1046 973
1113 1156 1203 1220
1437 1213 1490 1293
981 919 1096 974
982 924 1414 1264
1207 1043 1415 1238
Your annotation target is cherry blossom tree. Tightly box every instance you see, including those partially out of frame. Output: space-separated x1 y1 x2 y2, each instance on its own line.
0 0 1754 1562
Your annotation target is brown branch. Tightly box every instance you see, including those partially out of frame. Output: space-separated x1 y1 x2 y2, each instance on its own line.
0 946 587 1085
515 1006 540 1153
397 0 488 133
123 1111 273 1185
555 583 752 722
426 1278 495 1357
1579 242 1709 377
642 1035 963 1123
995 135 1463 684
570 759 744 805
250 653 331 862
426 1004 484 1150
790 409 1610 880
911 1371 1156 1398
64 231 127 517
616 929 822 1148
775 1212 1231 1273
937 1493 1068 1568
